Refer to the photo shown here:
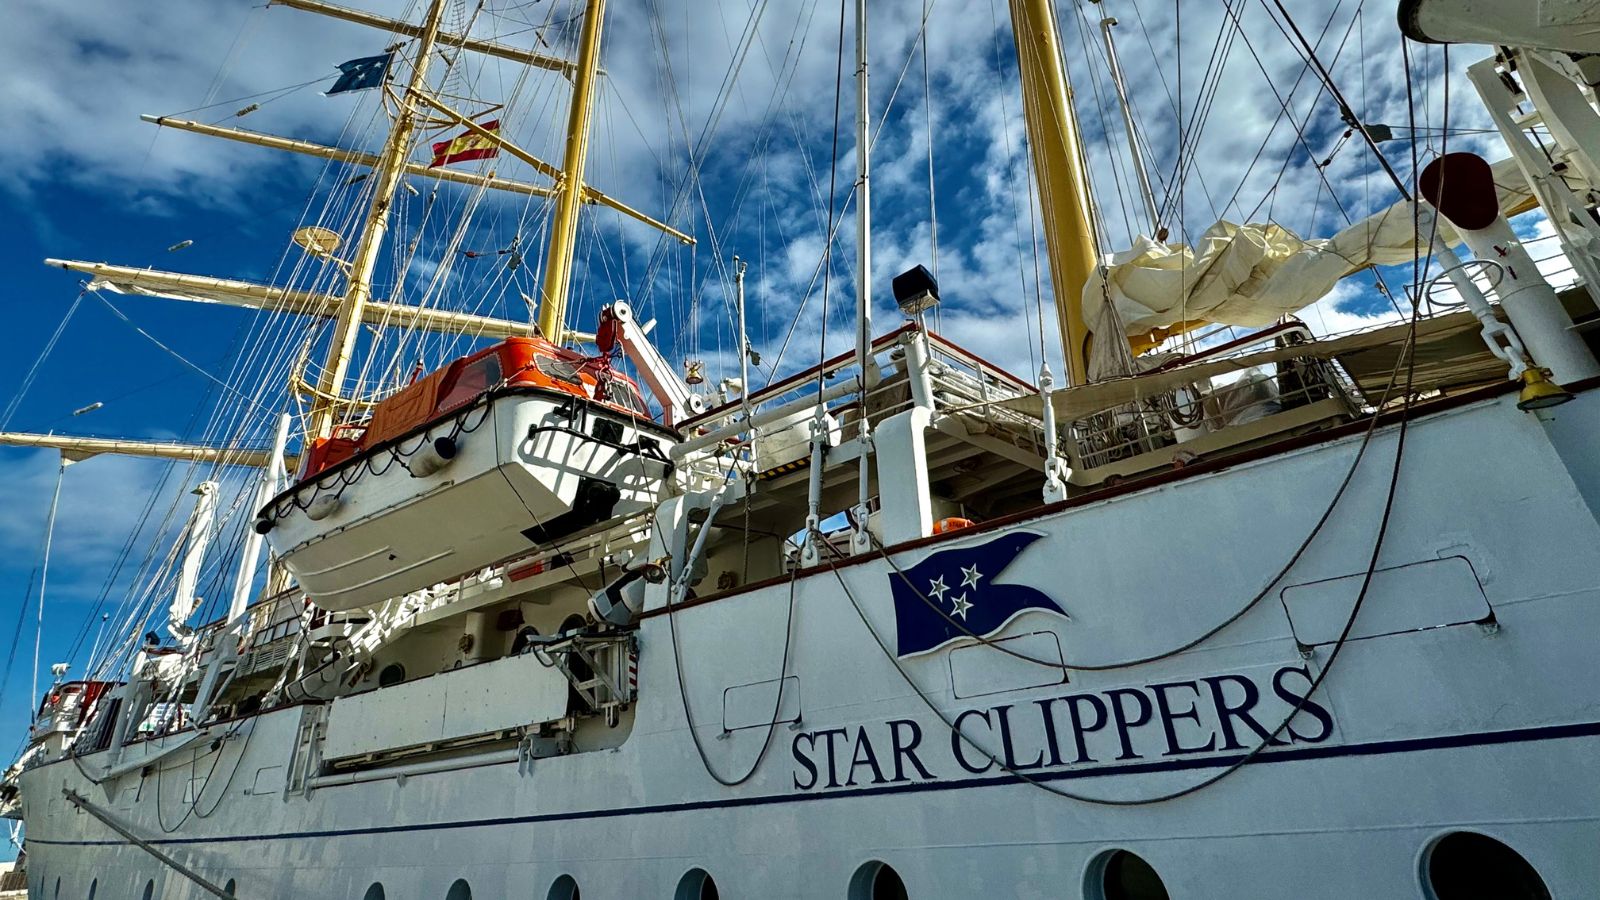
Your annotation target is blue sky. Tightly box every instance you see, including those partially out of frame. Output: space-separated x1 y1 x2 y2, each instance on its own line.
0 0 1507 851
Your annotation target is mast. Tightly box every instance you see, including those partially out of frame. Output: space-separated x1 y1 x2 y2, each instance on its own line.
30 456 69 721
306 0 450 439
1009 0 1100 386
1100 17 1161 238
850 0 877 555
854 0 875 378
537 0 608 344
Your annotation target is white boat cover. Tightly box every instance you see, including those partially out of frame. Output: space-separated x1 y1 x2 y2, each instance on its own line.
1083 157 1554 371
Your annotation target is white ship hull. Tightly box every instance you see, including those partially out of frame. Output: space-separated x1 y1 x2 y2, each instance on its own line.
19 387 1600 898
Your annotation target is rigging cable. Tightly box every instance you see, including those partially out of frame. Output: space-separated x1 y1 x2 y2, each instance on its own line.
666 473 801 786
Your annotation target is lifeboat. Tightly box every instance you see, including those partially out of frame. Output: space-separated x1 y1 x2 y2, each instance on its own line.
256 337 677 612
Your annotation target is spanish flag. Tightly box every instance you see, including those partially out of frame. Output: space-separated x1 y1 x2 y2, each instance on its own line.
430 120 501 168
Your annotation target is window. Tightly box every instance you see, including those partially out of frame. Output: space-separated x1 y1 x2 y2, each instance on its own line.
535 355 584 387
546 874 580 900
849 862 908 900
54 876 60 899
445 879 472 900
363 885 386 900
675 868 719 900
1088 849 1170 900
438 355 503 412
141 880 154 900
86 879 97 900
223 879 236 898
1427 832 1551 900
598 375 647 416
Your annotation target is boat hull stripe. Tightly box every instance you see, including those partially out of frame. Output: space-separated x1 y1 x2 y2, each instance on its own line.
28 719 1600 847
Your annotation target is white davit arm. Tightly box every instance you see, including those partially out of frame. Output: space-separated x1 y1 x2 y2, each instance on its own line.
601 301 704 427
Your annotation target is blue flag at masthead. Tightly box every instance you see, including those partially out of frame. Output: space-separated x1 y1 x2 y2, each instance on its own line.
327 54 393 95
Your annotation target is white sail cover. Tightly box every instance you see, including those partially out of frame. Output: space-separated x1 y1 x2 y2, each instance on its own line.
1084 157 1555 357
169 481 218 638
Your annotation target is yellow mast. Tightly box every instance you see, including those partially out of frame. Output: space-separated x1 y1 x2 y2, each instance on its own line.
1009 0 1100 387
537 0 608 343
306 0 449 439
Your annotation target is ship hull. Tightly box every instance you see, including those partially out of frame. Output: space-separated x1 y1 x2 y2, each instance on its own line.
20 387 1600 899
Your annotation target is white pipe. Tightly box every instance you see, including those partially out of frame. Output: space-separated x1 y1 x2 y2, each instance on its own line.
1454 215 1599 382
734 257 754 446
307 747 519 789
1419 207 1528 379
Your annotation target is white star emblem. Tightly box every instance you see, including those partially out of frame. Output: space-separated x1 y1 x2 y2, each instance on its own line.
928 575 949 602
960 564 983 590
950 593 974 619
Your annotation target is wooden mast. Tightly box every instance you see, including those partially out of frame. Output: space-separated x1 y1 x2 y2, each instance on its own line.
305 0 449 439
536 0 608 344
1008 0 1100 386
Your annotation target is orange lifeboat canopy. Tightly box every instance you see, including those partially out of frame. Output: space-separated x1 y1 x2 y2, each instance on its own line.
300 337 653 481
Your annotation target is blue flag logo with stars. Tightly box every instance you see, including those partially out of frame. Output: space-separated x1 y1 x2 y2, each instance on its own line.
888 531 1065 657
327 54 393 96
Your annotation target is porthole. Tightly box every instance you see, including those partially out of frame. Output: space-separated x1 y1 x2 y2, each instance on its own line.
1426 832 1551 900
674 868 719 900
547 874 580 900
141 880 154 900
378 663 406 688
1087 849 1170 900
445 879 472 900
363 883 386 900
848 861 909 900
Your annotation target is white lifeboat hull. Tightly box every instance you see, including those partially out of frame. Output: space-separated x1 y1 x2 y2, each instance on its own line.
260 391 674 611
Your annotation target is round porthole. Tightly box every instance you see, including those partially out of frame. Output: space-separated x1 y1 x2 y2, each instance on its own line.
848 861 909 900
547 874 580 900
378 663 406 687
1426 832 1550 900
445 879 472 900
362 884 386 900
1087 849 1171 900
675 868 719 900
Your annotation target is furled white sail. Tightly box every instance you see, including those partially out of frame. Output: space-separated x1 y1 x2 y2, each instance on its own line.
1084 157 1557 360
168 481 218 638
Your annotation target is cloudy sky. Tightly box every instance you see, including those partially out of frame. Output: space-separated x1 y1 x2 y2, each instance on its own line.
0 0 1520 794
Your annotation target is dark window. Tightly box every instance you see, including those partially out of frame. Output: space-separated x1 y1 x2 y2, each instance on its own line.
599 375 647 415
535 355 584 387
86 879 96 900
1096 849 1170 900
222 879 235 898
1428 832 1551 900
438 355 503 411
141 880 154 900
547 874 580 900
445 879 472 900
362 885 386 900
